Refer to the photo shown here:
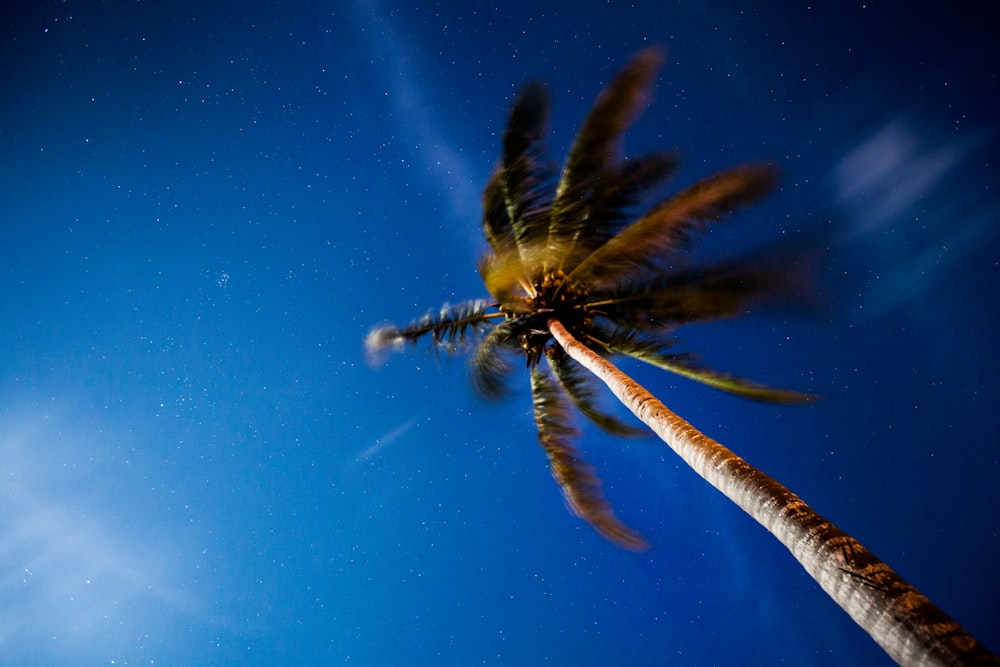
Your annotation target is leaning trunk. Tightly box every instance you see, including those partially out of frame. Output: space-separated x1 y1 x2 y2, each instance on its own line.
548 318 996 667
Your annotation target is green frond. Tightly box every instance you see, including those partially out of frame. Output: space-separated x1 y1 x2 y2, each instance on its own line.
595 328 817 404
548 47 666 270
589 257 790 331
615 151 681 192
552 47 664 209
364 300 499 361
502 82 557 272
531 367 649 550
469 320 519 399
659 357 818 403
554 152 681 274
546 346 648 437
478 248 535 310
481 165 516 257
567 163 779 290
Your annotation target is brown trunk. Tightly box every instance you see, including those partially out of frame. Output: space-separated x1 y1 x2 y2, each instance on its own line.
548 318 996 667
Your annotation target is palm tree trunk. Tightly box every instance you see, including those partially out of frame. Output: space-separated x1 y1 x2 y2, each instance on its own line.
548 318 997 667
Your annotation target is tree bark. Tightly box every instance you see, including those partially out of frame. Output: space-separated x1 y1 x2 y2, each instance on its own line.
548 318 997 667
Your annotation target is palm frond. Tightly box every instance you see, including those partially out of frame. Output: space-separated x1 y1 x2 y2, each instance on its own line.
556 152 681 274
590 257 791 331
481 165 516 257
548 47 665 270
546 346 648 436
502 82 557 273
568 163 779 289
478 245 540 310
469 320 519 399
531 366 649 550
595 328 817 404
365 300 498 361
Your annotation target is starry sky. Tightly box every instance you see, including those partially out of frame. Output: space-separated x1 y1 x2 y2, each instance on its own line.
1 2 998 665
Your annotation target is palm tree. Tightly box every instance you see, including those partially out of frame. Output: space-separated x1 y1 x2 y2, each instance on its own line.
366 48 996 666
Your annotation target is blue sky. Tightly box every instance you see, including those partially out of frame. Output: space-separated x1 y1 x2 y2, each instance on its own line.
1 2 997 665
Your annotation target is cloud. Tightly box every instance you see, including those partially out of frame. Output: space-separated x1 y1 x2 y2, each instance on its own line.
344 0 483 225
832 118 968 238
357 415 421 461
830 116 997 315
0 405 201 664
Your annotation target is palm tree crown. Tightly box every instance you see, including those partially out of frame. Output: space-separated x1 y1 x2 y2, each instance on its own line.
366 48 1000 666
367 46 813 550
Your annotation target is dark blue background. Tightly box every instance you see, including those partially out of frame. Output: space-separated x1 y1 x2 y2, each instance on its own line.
2 2 997 664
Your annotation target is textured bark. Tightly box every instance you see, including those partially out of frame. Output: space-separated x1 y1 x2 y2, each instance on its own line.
548 318 997 667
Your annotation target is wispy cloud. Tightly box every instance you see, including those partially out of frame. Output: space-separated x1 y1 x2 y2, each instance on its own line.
830 116 997 315
345 0 483 226
357 414 421 461
832 119 968 238
0 406 201 664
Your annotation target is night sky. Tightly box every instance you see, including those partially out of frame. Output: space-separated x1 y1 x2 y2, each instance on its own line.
1 2 998 665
